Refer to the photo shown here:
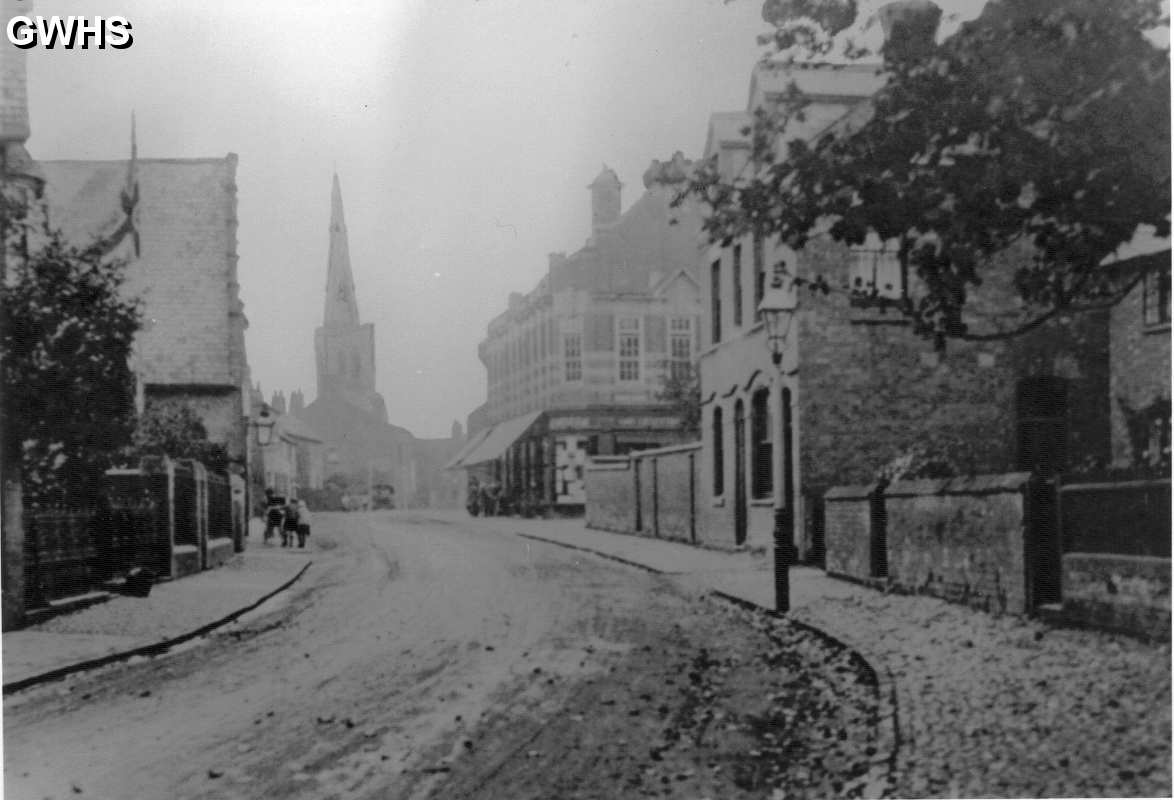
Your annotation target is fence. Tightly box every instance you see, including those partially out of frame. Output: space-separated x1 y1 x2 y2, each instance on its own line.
22 505 97 607
18 456 238 618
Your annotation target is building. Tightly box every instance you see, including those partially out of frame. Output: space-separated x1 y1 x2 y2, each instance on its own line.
447 163 706 514
292 175 417 501
39 153 252 483
255 396 326 499
1104 228 1171 471
1 0 45 628
694 5 1115 559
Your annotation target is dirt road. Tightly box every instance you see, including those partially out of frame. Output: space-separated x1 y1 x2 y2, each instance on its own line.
5 512 879 800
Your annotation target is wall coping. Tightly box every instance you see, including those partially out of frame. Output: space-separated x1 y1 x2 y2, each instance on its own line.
885 472 1033 498
632 441 703 459
824 483 878 501
586 456 630 472
1063 552 1173 570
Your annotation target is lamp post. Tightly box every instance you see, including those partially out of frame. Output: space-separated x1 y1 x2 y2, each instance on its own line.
757 276 798 613
252 403 277 447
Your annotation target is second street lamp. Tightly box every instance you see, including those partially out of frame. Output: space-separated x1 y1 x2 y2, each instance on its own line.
757 276 798 613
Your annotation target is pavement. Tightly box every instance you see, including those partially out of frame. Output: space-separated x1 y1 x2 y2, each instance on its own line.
2 522 312 692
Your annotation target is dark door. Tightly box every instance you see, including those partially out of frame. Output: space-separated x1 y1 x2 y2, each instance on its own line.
734 399 747 546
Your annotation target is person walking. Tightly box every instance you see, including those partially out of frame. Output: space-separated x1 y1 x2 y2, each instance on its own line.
296 498 312 549
281 495 300 548
264 490 284 545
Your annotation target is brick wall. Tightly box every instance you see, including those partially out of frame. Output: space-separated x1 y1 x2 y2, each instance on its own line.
797 237 1110 489
634 445 700 544
824 473 1033 614
1109 277 1171 467
1061 553 1171 640
823 484 876 581
584 457 635 534
586 445 707 545
884 474 1032 615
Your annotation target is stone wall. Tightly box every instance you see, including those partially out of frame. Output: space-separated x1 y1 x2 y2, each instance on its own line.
884 474 1032 615
823 484 876 582
1061 553 1171 640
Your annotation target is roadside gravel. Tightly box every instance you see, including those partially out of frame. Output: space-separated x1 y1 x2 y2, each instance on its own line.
794 591 1171 798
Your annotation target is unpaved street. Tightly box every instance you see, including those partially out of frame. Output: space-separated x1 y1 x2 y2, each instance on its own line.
5 512 879 800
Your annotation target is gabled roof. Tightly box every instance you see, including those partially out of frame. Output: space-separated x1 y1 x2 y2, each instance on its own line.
40 156 243 388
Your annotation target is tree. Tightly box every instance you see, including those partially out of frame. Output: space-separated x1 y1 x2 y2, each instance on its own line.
131 402 229 474
1 196 141 503
657 362 701 435
679 0 1170 344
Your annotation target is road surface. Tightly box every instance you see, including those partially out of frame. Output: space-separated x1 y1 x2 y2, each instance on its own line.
4 512 877 800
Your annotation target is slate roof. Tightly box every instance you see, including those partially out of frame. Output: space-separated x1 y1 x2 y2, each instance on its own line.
548 184 705 295
40 156 244 388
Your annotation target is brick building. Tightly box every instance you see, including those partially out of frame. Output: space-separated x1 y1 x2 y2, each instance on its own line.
694 25 1117 558
40 153 253 484
448 164 706 513
1104 228 1172 470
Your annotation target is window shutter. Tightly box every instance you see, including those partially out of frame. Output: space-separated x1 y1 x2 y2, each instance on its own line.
645 314 666 353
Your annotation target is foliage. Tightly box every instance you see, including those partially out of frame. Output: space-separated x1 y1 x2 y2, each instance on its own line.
1117 395 1171 477
682 0 1170 345
2 196 141 503
875 440 963 482
657 362 701 434
131 402 229 474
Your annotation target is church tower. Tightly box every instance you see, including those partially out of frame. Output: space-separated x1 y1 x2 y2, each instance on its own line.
313 174 389 423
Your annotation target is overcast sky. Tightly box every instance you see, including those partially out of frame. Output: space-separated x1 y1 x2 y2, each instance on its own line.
21 0 1021 439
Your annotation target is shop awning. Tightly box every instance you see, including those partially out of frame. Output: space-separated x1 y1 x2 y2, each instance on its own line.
451 410 544 469
441 427 493 471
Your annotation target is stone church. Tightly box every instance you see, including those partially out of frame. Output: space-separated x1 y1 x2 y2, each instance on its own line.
293 176 417 503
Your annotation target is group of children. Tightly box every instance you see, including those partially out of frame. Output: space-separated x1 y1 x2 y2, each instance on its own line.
264 490 313 548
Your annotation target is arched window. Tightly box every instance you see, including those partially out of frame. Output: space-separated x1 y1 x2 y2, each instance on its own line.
712 406 724 496
752 388 772 499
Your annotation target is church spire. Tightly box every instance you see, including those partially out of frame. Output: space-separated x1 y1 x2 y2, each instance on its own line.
323 173 360 329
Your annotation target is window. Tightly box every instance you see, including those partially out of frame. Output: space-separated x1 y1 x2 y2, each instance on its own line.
712 407 724 496
733 244 743 327
669 317 692 381
752 389 772 499
711 259 722 343
849 233 903 304
1144 265 1171 328
563 333 582 382
618 317 641 381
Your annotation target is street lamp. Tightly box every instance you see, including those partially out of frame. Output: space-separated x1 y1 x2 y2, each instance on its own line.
252 403 277 447
757 274 798 613
758 276 798 371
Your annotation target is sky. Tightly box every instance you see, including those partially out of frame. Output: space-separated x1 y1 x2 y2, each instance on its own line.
19 0 1069 439
20 0 788 438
